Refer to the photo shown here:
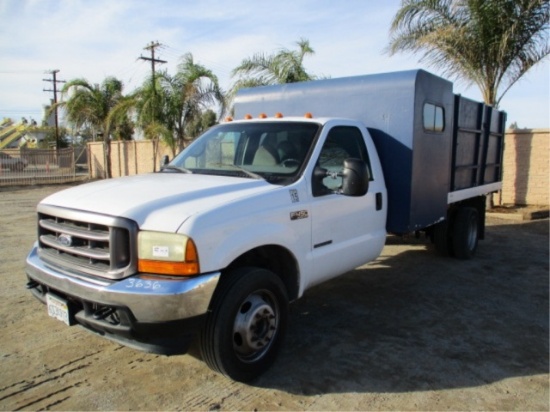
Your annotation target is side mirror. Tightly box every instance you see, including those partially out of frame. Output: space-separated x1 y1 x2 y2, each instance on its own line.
340 158 369 196
161 155 169 166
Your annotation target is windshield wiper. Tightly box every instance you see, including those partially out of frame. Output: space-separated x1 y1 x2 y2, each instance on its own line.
216 163 264 180
161 165 193 174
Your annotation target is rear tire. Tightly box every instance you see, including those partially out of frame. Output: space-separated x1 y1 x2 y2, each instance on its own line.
452 207 479 259
433 220 453 257
199 267 288 382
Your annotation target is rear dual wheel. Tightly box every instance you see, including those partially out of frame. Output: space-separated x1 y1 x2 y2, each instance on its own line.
433 219 452 257
452 207 479 259
433 206 479 260
199 267 288 382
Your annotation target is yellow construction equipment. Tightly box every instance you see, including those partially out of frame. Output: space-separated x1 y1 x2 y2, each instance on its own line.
0 121 28 149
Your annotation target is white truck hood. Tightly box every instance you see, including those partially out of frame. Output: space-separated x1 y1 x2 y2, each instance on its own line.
41 173 276 232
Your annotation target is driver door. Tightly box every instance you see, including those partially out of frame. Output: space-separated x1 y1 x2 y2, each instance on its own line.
309 124 386 287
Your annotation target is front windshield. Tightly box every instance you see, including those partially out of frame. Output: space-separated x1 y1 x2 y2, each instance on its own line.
167 121 320 183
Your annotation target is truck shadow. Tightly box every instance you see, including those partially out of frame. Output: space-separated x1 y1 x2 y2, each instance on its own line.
256 219 549 395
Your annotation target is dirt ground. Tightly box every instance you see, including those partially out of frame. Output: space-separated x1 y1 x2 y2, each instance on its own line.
0 184 548 411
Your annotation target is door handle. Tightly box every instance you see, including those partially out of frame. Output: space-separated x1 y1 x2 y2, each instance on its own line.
376 192 383 211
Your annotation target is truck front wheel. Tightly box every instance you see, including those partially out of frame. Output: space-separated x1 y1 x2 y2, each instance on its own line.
452 207 479 259
199 267 288 382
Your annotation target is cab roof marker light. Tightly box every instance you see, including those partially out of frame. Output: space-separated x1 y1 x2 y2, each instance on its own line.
259 113 268 119
304 112 313 118
224 116 233 122
244 114 253 119
274 112 284 118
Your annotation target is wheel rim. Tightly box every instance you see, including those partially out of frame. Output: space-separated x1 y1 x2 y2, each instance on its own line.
232 290 279 363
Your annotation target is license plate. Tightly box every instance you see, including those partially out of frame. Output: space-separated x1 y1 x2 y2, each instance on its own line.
46 293 71 326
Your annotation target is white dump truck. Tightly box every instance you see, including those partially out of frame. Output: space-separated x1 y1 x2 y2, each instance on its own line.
26 69 506 382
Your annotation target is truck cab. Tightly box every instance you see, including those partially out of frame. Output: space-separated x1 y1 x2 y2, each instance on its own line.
172 116 387 290
26 115 387 382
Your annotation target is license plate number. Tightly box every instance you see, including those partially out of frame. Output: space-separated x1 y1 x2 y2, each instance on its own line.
46 294 71 326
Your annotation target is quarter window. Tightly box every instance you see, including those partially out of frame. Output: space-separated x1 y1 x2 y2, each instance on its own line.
423 103 445 132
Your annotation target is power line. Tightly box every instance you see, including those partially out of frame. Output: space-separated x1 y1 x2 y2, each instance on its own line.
0 70 46 75
163 44 234 77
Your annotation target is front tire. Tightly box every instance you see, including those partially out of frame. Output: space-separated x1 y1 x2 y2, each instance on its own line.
199 267 288 382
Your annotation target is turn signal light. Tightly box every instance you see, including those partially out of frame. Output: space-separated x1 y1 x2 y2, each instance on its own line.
138 260 199 276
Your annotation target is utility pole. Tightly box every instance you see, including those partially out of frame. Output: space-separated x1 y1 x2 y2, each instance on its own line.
139 42 167 172
139 41 167 119
43 69 66 150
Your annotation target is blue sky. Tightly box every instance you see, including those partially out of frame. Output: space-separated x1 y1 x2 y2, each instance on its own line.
1 0 548 128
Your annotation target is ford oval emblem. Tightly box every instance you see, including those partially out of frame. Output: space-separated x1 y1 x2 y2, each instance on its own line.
58 234 73 247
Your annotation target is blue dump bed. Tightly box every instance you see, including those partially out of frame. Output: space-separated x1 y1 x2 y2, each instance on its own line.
234 70 506 234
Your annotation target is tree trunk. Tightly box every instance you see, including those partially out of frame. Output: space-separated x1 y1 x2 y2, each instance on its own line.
103 138 112 179
152 137 159 172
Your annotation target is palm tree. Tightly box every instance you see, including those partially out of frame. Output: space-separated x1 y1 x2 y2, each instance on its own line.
387 0 549 107
230 38 318 95
59 77 127 178
185 109 217 139
165 53 225 152
125 74 172 165
131 53 225 156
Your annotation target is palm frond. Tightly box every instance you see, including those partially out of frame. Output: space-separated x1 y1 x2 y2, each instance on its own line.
387 0 549 105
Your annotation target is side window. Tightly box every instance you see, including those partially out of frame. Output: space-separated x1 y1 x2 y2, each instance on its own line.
423 103 445 132
312 126 372 197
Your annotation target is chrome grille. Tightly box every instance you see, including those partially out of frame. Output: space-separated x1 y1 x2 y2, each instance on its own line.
37 205 138 280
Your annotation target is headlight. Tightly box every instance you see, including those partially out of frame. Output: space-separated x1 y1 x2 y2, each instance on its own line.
137 232 200 276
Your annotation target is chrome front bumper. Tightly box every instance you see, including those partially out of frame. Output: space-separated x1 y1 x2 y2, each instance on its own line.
25 243 220 323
